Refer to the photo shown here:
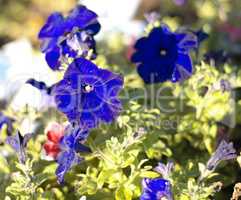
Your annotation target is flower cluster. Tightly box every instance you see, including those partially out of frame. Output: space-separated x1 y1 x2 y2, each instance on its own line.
42 122 91 183
4 2 238 200
26 4 124 183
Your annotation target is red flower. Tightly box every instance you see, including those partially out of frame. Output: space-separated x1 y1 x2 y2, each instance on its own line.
43 122 64 159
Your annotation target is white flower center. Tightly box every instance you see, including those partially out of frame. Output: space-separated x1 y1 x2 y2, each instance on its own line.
160 49 167 56
83 85 94 93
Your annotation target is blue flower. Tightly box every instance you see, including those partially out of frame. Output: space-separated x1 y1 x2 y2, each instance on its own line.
131 25 197 83
56 125 91 184
140 178 173 200
39 5 100 70
53 57 123 129
0 112 14 135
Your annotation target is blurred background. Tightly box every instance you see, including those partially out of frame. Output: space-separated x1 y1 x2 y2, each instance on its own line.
0 0 241 114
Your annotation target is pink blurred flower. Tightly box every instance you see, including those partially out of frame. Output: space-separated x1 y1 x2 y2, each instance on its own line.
220 23 241 42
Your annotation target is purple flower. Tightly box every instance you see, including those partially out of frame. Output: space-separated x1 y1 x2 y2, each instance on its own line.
206 140 236 171
173 0 186 6
0 112 14 135
131 24 197 84
144 12 160 24
6 131 33 164
56 125 90 184
220 79 232 92
140 178 173 200
154 161 174 179
53 57 123 129
39 5 100 70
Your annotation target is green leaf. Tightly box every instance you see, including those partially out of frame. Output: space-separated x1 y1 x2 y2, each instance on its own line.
115 186 132 200
139 171 159 178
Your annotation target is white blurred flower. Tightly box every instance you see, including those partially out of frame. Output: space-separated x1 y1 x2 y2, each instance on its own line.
19 118 38 135
0 39 57 109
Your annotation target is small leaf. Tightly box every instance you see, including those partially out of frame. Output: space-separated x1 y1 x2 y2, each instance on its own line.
115 186 132 200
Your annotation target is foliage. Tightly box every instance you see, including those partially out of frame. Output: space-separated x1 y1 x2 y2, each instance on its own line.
0 0 241 199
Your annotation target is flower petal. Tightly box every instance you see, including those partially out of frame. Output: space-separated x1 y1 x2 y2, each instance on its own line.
86 22 101 35
40 38 58 53
79 112 98 129
56 150 82 184
140 178 173 200
65 58 99 85
43 141 60 159
176 32 197 53
172 53 192 82
65 6 99 32
39 12 65 38
45 47 61 70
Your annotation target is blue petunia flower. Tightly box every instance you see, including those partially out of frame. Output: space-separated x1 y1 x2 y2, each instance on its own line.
53 57 123 129
39 5 101 70
56 125 91 184
140 178 173 200
131 24 197 83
